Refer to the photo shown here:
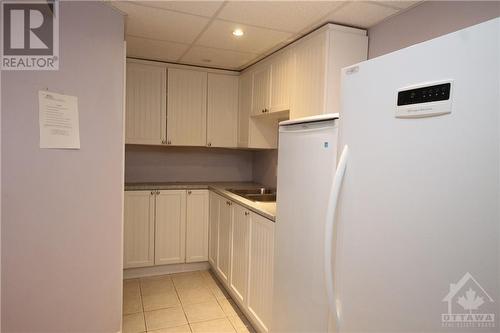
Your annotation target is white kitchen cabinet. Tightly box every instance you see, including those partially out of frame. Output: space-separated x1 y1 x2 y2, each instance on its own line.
207 73 239 148
123 191 155 268
208 191 220 267
217 198 233 285
238 70 279 149
237 71 252 148
155 190 187 265
185 190 209 263
230 204 250 304
249 119 278 149
247 212 275 333
291 32 328 120
251 65 271 116
167 68 207 146
206 196 276 332
269 51 292 113
290 25 368 119
125 62 166 145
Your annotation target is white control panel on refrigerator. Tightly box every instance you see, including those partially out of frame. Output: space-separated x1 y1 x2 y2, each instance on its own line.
395 80 453 118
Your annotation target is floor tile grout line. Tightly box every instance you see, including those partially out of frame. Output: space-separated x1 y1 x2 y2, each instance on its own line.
171 271 192 329
139 278 148 332
203 269 253 331
177 270 234 330
125 270 253 332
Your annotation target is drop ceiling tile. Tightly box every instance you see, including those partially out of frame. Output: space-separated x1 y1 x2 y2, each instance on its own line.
377 1 422 9
181 46 258 70
326 1 399 28
196 20 292 54
218 1 345 33
112 1 210 44
129 1 224 18
126 36 189 62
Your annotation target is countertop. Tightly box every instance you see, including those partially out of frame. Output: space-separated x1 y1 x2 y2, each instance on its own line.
124 182 276 221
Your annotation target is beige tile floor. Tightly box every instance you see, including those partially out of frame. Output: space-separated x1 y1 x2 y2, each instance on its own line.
123 270 256 333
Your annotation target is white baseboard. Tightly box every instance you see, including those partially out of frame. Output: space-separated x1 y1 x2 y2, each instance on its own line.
124 262 210 279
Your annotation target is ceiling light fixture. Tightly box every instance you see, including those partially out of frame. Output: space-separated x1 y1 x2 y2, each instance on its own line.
232 29 244 37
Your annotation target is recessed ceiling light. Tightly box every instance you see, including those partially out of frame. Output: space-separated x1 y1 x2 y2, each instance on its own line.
232 29 244 37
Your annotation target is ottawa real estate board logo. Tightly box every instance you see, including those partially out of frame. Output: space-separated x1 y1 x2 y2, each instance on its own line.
1 0 59 70
442 272 496 329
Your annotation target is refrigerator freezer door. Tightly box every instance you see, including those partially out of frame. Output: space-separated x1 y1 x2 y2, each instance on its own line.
336 18 499 332
273 119 338 332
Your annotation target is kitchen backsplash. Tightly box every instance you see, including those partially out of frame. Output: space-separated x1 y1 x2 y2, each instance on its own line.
125 145 254 183
125 145 279 186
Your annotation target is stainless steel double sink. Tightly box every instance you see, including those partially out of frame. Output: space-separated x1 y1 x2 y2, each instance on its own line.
227 188 276 203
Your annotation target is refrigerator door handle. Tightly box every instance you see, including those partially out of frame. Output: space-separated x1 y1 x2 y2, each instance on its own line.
324 144 349 330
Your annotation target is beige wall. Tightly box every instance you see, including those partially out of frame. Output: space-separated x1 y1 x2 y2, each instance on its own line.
368 1 500 58
1 3 124 332
125 145 254 183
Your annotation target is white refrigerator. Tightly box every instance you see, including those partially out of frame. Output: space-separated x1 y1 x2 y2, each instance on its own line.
273 114 340 332
273 18 499 332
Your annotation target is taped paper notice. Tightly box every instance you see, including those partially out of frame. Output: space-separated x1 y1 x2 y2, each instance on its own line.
39 91 80 149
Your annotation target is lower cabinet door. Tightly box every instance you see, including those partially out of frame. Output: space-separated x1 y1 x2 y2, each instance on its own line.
230 204 250 303
155 190 187 265
247 213 275 333
123 191 155 268
208 192 220 267
185 190 209 263
217 198 233 285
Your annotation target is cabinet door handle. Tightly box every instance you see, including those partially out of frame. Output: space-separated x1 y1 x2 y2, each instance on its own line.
207 142 211 147
244 211 249 216
167 140 171 145
156 190 160 195
261 109 265 113
161 139 166 144
187 190 192 195
151 191 154 195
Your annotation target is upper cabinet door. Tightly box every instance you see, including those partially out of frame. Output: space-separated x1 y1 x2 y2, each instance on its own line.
185 190 209 263
125 63 167 145
207 74 239 148
269 52 292 113
237 71 252 148
291 32 328 119
167 68 207 146
123 191 155 268
251 66 270 116
155 190 187 265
